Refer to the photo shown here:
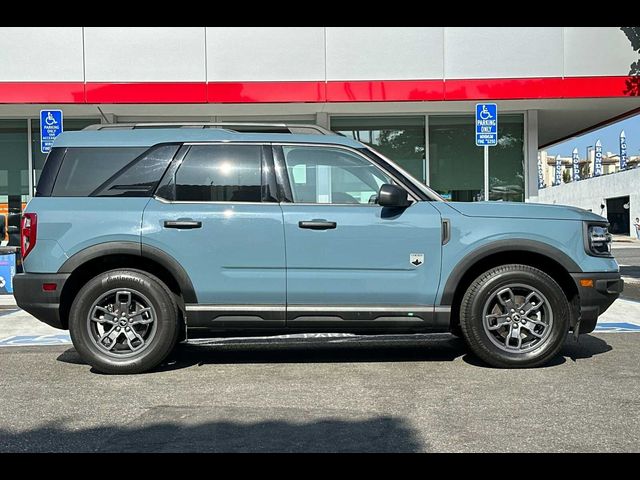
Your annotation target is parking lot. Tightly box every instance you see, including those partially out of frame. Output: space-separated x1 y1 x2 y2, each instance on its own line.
1 242 639 453
0 327 639 452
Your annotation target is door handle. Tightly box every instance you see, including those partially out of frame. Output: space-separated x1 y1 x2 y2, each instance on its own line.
298 220 337 230
163 220 202 229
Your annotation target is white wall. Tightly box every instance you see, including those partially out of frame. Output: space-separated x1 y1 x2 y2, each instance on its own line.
0 27 84 81
0 27 634 83
84 27 206 82
536 168 640 236
206 27 325 82
445 27 563 79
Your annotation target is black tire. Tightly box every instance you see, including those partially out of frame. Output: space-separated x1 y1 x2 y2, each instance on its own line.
459 264 569 368
69 269 180 374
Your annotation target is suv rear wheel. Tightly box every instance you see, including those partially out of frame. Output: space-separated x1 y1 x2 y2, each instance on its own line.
460 264 569 368
69 269 180 374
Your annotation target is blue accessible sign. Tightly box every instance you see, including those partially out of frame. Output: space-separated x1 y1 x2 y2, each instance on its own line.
40 109 63 154
475 103 498 146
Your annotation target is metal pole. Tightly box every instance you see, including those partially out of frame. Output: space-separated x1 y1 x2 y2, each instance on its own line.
484 145 489 201
27 119 33 200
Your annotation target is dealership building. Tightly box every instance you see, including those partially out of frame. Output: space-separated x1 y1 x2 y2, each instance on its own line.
1 27 640 234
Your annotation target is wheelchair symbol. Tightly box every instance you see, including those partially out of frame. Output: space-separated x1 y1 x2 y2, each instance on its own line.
479 105 493 120
44 112 58 126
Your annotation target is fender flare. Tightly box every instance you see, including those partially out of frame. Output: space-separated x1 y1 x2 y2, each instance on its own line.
58 241 197 303
439 239 582 305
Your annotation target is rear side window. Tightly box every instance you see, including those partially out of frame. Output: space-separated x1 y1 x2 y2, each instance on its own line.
52 147 147 197
168 145 263 202
92 144 179 197
35 147 66 197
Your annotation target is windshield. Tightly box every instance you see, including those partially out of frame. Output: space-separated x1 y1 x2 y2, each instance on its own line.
360 146 444 202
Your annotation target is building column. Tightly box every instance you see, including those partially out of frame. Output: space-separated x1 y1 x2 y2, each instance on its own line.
525 110 539 202
316 112 330 129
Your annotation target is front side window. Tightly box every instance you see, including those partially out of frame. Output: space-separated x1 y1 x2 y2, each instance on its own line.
282 146 393 204
171 145 263 202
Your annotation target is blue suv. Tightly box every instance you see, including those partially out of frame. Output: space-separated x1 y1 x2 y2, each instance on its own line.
13 123 622 373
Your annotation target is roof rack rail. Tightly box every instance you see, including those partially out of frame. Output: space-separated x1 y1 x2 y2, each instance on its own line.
83 122 333 135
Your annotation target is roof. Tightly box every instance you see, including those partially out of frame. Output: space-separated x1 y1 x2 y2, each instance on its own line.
52 128 365 149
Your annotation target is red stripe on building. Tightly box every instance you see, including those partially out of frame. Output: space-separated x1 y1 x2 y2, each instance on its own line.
0 82 84 103
0 77 635 104
561 76 633 98
207 81 326 103
85 82 207 103
326 80 444 102
445 77 566 100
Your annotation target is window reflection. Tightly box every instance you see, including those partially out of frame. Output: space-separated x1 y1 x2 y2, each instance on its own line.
331 117 426 183
429 114 524 202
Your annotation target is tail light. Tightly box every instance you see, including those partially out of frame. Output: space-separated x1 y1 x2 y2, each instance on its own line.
21 213 37 259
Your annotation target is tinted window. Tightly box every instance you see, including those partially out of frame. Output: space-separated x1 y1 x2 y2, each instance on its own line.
52 147 147 197
93 144 179 197
35 147 66 197
173 145 262 202
282 146 392 204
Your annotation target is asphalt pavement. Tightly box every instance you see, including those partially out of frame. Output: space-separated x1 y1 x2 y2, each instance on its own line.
0 333 638 453
0 240 638 453
612 244 640 302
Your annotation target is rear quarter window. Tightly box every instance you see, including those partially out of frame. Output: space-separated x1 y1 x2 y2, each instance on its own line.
35 147 66 197
52 147 147 197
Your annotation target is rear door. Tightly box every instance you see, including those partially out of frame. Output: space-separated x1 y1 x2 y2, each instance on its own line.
142 143 286 328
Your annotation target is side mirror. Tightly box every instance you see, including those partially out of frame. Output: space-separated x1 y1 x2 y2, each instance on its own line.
377 184 411 208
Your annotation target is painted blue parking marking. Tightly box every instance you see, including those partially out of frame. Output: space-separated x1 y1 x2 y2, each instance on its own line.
0 322 638 348
595 323 640 332
0 334 72 347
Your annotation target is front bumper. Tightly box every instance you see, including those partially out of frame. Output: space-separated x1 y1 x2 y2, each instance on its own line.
571 272 623 334
12 273 70 330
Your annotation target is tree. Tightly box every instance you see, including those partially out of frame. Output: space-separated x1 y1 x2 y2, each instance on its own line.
562 169 571 183
580 163 590 178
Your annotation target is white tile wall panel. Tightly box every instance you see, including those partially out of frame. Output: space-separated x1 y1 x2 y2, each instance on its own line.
206 27 325 82
564 27 638 77
84 27 206 82
326 27 444 80
444 27 564 79
0 27 84 81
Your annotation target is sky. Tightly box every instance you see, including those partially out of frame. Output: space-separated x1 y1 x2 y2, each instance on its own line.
544 113 640 158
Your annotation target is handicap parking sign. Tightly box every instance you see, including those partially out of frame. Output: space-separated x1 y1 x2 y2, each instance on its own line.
40 109 63 154
475 103 498 146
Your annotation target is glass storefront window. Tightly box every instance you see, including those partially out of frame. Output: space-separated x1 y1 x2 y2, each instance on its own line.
0 120 28 246
330 117 426 183
429 114 524 202
31 118 100 188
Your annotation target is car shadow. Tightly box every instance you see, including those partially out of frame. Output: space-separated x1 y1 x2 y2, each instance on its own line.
56 332 614 373
0 415 423 452
462 334 613 368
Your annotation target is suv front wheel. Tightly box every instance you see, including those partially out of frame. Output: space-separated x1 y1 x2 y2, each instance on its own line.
460 264 570 368
69 269 180 374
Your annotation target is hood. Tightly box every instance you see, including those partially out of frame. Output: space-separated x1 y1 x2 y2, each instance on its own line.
444 201 607 222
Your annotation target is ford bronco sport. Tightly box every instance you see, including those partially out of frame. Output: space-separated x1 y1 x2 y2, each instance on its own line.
13 123 622 373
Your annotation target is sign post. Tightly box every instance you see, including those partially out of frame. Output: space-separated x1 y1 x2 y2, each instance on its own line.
40 109 63 154
475 103 498 201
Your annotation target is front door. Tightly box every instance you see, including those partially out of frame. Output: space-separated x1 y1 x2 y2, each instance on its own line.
275 144 442 328
142 143 286 328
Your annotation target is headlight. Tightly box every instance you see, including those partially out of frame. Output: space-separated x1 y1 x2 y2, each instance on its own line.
585 223 612 257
